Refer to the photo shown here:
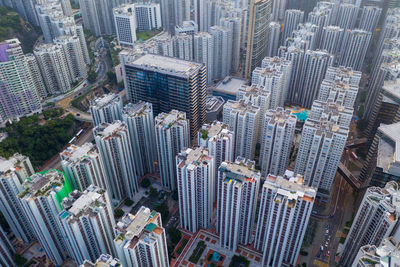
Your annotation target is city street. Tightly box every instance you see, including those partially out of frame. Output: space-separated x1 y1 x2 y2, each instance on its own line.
300 174 356 267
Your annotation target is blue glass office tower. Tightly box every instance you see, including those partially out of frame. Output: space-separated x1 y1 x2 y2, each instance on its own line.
124 54 207 139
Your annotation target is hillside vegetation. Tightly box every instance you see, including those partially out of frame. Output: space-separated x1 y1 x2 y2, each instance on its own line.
0 6 40 53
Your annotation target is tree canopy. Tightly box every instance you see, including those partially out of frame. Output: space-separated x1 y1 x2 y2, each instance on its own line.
0 114 76 167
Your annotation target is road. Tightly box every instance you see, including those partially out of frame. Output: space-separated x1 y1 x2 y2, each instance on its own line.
300 173 355 267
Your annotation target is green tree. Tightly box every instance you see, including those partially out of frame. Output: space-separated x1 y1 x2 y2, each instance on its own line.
155 201 169 220
168 227 182 244
124 198 134 206
149 186 158 197
115 209 124 218
140 178 151 188
107 71 117 84
13 254 27 267
87 69 97 83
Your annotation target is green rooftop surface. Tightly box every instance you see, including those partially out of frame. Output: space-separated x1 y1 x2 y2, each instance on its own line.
30 169 73 209
145 222 157 232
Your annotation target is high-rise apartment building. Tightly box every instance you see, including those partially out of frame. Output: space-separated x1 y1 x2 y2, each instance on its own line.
54 35 87 81
318 66 361 109
271 0 287 21
25 53 47 98
90 93 123 127
94 121 138 202
340 182 400 266
78 0 102 36
175 20 198 35
124 54 206 138
319 26 344 56
176 147 214 232
155 110 190 190
134 2 162 31
48 15 90 64
352 237 400 266
198 121 234 199
35 3 64 43
307 1 335 43
0 225 14 267
0 39 42 125
114 4 137 47
255 171 316 267
309 100 353 128
335 3 359 31
360 122 400 188
261 56 292 97
19 170 72 265
33 43 71 94
365 76 400 140
160 0 190 33
267 22 281 57
282 9 304 44
223 100 261 160
122 101 156 176
358 6 382 32
0 154 35 243
244 0 272 78
217 158 260 251
278 45 304 103
339 29 372 71
210 25 232 80
60 143 107 191
252 67 286 109
286 23 319 51
193 32 214 84
365 38 400 121
58 185 116 264
172 33 193 61
294 116 348 199
297 50 333 108
219 16 241 74
114 206 169 267
259 108 296 176
79 0 120 36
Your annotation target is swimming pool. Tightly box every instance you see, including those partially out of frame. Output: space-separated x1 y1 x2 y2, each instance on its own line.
291 108 310 122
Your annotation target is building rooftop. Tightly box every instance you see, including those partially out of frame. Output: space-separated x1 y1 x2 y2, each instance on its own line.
60 143 96 163
59 185 106 222
224 99 260 115
81 254 121 267
90 93 121 109
0 153 29 175
129 54 204 78
377 122 400 176
19 170 73 208
113 3 134 15
122 101 152 117
114 206 161 247
206 96 224 113
264 170 317 202
383 78 400 102
155 110 187 128
94 121 127 138
214 76 247 95
265 107 297 125
177 147 212 170
219 157 259 185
